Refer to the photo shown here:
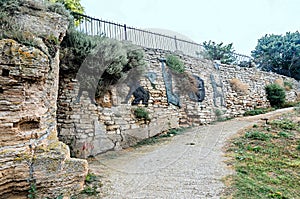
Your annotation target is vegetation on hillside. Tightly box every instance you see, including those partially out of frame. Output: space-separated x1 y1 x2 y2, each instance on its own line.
224 111 300 199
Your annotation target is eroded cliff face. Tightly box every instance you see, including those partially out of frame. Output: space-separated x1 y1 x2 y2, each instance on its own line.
0 1 87 198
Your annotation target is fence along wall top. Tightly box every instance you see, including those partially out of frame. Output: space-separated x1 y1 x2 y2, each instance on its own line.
72 12 251 62
73 12 202 45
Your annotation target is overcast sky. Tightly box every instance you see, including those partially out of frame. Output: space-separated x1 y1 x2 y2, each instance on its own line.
81 0 299 56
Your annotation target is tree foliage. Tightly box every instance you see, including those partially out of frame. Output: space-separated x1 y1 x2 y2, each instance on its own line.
48 0 84 14
202 40 236 64
48 0 84 25
252 31 300 80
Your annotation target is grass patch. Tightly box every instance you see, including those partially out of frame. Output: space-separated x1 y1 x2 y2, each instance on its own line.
243 107 275 116
134 128 185 148
224 112 300 199
133 107 150 121
166 54 185 73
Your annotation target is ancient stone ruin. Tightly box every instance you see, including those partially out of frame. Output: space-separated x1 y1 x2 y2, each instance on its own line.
1 0 299 198
58 48 299 158
0 1 87 198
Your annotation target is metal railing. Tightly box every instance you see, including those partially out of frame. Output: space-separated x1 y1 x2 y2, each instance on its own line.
73 12 251 63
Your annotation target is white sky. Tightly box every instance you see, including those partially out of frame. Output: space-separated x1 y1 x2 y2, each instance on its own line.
81 0 299 56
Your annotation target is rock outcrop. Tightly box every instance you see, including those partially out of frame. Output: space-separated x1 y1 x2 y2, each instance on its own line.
0 1 87 198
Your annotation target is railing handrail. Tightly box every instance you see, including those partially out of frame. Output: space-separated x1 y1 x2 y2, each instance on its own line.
72 12 251 62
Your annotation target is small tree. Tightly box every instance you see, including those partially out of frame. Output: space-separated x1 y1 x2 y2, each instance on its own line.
265 84 286 108
202 40 236 64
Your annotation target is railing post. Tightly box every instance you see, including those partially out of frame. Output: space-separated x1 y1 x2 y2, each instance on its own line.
174 35 178 50
124 24 128 40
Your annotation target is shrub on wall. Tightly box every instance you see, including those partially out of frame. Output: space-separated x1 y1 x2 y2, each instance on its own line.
60 28 103 72
265 83 286 108
229 78 249 95
133 107 150 121
166 54 185 74
60 29 146 98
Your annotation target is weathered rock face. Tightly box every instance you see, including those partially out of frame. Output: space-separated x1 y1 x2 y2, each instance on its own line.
0 1 87 198
58 47 299 158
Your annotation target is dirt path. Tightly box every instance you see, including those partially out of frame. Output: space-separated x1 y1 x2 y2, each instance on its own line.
88 108 294 199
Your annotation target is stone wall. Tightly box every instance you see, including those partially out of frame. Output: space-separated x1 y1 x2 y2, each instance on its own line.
57 47 298 159
0 1 87 198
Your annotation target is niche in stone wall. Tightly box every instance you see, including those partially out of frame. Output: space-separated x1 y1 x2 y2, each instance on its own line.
13 117 40 131
188 75 205 102
2 69 10 77
0 87 3 94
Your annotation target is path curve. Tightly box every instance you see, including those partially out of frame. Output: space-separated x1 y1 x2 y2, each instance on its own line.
88 108 294 199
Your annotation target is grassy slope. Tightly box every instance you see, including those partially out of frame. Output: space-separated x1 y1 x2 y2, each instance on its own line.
224 111 300 199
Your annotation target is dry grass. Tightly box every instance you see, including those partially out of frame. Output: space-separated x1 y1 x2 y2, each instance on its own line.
229 78 249 95
274 78 284 87
173 71 199 96
296 92 300 102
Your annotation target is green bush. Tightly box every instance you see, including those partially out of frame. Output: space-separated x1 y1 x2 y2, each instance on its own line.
270 119 297 130
85 172 97 183
166 54 185 73
60 32 145 97
243 108 275 116
133 107 150 121
244 131 271 141
60 28 103 72
265 84 286 108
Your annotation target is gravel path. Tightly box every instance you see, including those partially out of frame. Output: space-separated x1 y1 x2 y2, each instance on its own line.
88 108 294 199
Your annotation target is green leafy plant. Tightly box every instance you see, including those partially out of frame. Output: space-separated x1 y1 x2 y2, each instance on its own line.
265 84 286 108
47 2 70 17
47 0 84 25
252 31 300 80
48 0 84 14
215 109 224 121
0 0 21 36
60 32 145 98
270 119 297 130
133 107 150 121
166 54 185 73
202 40 236 64
85 172 97 183
28 183 37 199
244 131 272 141
81 185 97 196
